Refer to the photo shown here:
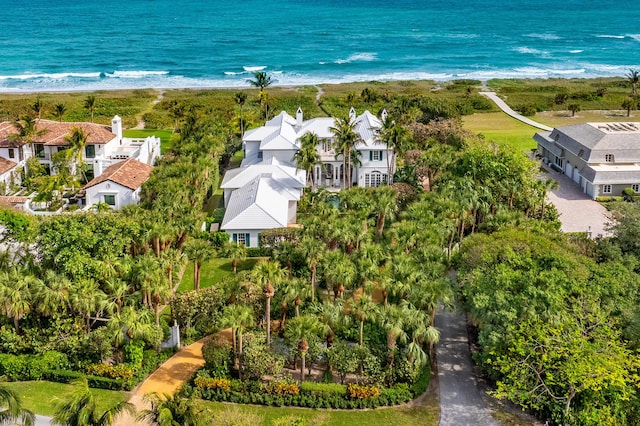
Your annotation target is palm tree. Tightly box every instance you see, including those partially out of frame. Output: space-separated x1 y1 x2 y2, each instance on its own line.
350 293 378 346
234 92 248 136
148 272 172 326
330 116 360 189
31 98 45 119
292 132 322 190
0 269 36 333
84 95 97 123
220 304 254 375
377 118 411 181
284 315 327 381
184 238 215 290
627 69 639 97
251 260 285 347
0 385 35 426
298 236 324 302
247 71 273 119
53 103 67 122
225 242 247 274
64 126 89 183
377 304 408 375
12 114 44 161
312 300 350 347
622 98 637 117
568 103 580 117
34 270 70 317
52 378 135 426
69 279 108 333
137 393 201 426
323 250 357 301
106 306 155 350
372 186 397 242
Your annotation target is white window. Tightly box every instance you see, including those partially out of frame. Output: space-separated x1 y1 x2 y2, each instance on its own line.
372 151 382 161
605 154 614 162
602 185 612 194
632 184 640 193
233 233 250 246
364 172 388 187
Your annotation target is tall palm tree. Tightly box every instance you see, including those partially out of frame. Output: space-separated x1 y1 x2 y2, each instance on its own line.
377 304 408 375
0 269 36 333
377 118 411 181
330 116 360 189
323 250 357 301
349 293 378 346
84 95 97 123
622 98 637 117
106 306 155 350
251 260 285 347
69 279 108 333
184 238 215 290
298 236 324 302
234 92 248 136
31 98 45 120
292 132 322 190
225 242 247 274
64 126 89 183
372 186 397 242
53 103 67 122
312 300 350 347
0 385 35 426
34 270 70 318
247 71 273 120
627 69 639 97
12 114 44 161
51 378 135 426
148 272 171 326
220 304 254 375
284 315 327 381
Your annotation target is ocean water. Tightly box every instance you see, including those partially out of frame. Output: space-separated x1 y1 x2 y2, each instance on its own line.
0 0 639 92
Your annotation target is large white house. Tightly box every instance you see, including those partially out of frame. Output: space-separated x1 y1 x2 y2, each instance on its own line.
220 174 302 247
220 108 393 246
535 122 640 198
0 116 160 181
242 107 392 188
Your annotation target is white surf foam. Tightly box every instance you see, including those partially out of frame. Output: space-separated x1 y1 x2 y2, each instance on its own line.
243 66 266 72
108 71 170 78
597 35 625 39
335 53 378 64
524 33 560 40
569 50 584 53
0 72 101 80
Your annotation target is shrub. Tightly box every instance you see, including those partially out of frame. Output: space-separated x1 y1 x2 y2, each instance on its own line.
0 351 68 381
347 383 380 399
409 366 431 397
194 376 232 392
263 380 300 397
45 369 128 390
201 335 232 377
300 381 346 397
86 363 133 380
124 340 144 369
517 104 537 116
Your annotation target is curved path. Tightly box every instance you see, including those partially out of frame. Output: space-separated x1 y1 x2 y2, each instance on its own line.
436 306 499 426
479 91 553 131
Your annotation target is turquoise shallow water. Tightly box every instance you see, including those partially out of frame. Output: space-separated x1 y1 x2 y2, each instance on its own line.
0 0 639 91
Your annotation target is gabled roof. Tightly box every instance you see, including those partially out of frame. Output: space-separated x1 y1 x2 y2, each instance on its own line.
354 111 384 149
0 157 17 175
221 157 305 190
244 111 299 151
83 158 153 190
0 119 116 148
297 117 336 139
221 175 295 230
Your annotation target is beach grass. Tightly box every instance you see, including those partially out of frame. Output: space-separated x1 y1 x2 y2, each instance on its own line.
462 112 538 152
177 258 263 292
2 381 128 417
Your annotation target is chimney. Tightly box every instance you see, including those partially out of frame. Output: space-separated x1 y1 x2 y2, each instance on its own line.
381 109 388 123
349 107 356 122
296 107 303 126
111 115 123 142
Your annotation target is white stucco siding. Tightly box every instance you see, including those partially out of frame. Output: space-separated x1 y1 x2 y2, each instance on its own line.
84 180 136 209
359 149 389 169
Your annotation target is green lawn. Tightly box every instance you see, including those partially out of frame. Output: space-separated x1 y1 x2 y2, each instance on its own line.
201 397 439 426
462 112 538 152
178 257 263 292
123 128 173 153
2 381 129 417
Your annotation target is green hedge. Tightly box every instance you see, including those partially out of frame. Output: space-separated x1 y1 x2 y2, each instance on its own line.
196 378 413 409
46 369 128 391
409 366 431 397
0 351 68 381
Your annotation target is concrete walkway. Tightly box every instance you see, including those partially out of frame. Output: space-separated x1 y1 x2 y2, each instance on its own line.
542 166 611 237
436 307 499 426
480 92 553 131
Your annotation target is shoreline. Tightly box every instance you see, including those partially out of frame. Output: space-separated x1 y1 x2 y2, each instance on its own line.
0 74 632 96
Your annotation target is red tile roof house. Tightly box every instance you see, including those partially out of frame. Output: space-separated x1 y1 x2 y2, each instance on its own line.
83 158 154 209
0 156 19 194
0 116 160 182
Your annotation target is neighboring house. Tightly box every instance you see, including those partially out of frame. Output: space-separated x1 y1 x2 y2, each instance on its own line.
535 122 640 198
0 157 19 194
0 116 160 181
220 175 301 248
83 158 153 209
242 107 392 188
220 157 305 207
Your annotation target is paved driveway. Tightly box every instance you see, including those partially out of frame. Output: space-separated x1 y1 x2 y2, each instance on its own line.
543 167 611 237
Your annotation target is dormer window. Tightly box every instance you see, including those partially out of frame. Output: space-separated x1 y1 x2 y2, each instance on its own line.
605 154 614 163
578 149 584 157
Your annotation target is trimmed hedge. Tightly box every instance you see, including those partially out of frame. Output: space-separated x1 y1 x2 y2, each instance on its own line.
45 369 128 391
0 351 68 381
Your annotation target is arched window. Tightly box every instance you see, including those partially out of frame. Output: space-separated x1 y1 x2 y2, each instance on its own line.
364 171 388 187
